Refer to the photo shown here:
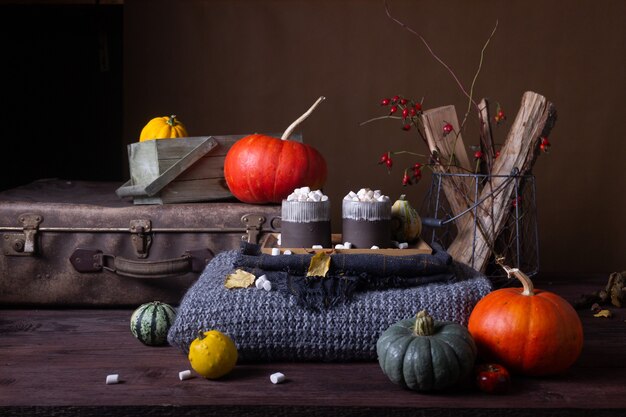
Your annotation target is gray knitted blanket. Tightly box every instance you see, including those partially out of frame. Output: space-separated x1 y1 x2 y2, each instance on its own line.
167 250 492 362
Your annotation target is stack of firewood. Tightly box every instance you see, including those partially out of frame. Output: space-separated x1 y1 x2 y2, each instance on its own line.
420 91 557 273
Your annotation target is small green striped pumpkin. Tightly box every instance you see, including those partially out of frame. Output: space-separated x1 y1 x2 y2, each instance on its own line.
130 301 176 346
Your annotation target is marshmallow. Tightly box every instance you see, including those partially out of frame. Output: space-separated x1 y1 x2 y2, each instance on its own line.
283 250 292 255
106 374 119 385
262 280 272 291
286 187 328 202
398 242 409 249
255 275 267 289
271 248 281 256
270 372 286 384
179 370 192 381
312 245 324 249
343 242 353 249
370 245 380 250
334 244 345 250
344 188 389 202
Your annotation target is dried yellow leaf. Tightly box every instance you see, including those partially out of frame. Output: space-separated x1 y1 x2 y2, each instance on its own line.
307 252 331 277
224 269 256 289
593 309 613 318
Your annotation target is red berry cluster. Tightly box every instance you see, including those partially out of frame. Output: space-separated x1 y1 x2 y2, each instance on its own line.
380 95 423 132
378 152 393 171
494 105 506 125
401 163 423 186
539 137 551 153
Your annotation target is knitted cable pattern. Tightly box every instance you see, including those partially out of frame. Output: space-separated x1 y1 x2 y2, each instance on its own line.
167 250 492 362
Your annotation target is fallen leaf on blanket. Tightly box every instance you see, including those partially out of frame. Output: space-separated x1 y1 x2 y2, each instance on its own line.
224 269 256 289
593 309 613 318
307 251 331 278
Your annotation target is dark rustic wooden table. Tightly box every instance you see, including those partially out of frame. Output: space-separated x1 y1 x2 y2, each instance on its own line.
1 275 625 417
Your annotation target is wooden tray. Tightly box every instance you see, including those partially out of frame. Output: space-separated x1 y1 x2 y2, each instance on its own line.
260 233 432 255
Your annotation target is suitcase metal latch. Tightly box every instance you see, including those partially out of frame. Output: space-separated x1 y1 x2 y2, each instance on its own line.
3 213 43 256
241 214 266 244
130 219 152 258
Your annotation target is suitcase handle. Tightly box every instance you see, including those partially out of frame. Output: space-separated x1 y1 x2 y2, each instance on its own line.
70 248 213 279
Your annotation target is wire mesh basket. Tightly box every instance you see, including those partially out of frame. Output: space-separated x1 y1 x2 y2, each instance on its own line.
421 171 539 287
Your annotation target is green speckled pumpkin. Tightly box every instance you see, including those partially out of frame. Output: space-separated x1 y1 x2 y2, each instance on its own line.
376 310 477 391
130 301 176 346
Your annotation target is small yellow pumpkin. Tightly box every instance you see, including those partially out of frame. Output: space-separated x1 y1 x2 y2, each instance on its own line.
139 115 188 142
391 194 422 243
188 330 238 379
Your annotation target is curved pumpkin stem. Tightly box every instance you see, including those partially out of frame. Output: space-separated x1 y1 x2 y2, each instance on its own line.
500 264 535 296
167 115 177 126
281 96 326 140
413 310 435 336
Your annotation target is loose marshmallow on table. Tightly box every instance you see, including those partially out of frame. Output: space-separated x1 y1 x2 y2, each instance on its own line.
105 374 119 385
270 372 286 384
271 248 281 256
179 370 192 381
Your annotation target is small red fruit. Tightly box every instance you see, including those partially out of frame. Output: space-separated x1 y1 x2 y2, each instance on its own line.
475 363 511 394
385 158 393 169
402 170 411 186
378 153 389 164
443 123 453 135
392 95 400 103
474 150 484 160
399 98 408 105
402 108 409 119
409 108 417 117
414 103 422 111
380 98 391 106
389 105 398 115
402 124 411 131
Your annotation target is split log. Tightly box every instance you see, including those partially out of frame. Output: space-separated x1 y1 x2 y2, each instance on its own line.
447 91 557 272
420 105 475 233
478 98 496 174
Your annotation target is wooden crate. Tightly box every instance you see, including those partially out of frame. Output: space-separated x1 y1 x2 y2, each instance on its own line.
116 135 242 204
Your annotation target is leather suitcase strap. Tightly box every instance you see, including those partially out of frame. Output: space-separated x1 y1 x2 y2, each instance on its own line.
70 248 213 279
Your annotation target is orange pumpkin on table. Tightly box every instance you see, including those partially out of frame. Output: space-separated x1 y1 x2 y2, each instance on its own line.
468 265 583 376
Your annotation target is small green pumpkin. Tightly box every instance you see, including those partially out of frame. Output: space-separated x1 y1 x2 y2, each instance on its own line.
376 310 477 391
130 301 176 346
391 194 422 243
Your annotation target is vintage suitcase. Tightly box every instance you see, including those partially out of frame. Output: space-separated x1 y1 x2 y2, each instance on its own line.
0 179 281 307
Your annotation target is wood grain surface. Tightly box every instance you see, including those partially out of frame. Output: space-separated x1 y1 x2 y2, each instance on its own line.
1 275 625 416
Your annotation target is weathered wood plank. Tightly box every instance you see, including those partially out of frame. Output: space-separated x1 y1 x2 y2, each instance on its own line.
0 275 624 416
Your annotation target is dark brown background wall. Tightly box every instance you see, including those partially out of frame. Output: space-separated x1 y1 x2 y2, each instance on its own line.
123 0 625 276
2 1 622 277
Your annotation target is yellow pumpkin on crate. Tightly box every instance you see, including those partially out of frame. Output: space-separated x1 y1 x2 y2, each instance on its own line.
139 114 188 141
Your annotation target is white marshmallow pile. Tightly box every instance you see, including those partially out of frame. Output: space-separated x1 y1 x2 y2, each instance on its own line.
344 188 389 202
334 242 353 250
255 275 272 291
392 240 409 249
286 187 329 202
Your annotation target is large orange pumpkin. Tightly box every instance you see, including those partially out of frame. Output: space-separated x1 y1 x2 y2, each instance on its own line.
223 97 328 204
468 266 583 376
224 134 327 203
